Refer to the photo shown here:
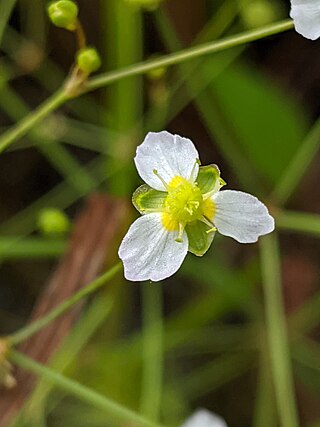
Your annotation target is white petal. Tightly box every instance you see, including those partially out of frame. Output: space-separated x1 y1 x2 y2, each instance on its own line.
182 409 227 427
134 131 199 191
290 0 320 40
212 190 275 243
118 213 188 281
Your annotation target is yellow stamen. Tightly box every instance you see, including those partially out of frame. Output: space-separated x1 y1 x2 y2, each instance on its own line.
206 227 217 234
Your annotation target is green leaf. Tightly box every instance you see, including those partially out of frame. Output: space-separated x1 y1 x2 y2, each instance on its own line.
196 164 225 194
132 184 167 214
202 60 308 184
186 220 215 256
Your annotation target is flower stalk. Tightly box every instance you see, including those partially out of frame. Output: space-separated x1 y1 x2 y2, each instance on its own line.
260 234 299 427
9 263 122 345
0 19 293 155
10 350 162 427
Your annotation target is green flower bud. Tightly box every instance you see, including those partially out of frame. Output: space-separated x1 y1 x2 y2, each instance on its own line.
76 47 101 74
47 0 78 31
240 0 281 29
37 208 70 236
147 65 167 80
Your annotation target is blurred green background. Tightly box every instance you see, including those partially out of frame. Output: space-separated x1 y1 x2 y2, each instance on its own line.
0 0 320 426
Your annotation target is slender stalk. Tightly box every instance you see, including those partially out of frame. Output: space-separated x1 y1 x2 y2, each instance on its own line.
87 19 293 92
0 237 65 260
0 0 17 43
140 284 163 422
260 234 299 427
10 263 122 345
277 210 320 237
0 83 96 194
154 10 262 193
104 0 142 195
272 117 320 205
0 19 293 154
0 88 68 155
253 345 277 427
25 295 115 419
10 351 161 427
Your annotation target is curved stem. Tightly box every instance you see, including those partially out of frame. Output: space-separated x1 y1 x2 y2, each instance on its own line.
11 351 161 427
0 19 293 154
75 19 87 50
10 262 122 345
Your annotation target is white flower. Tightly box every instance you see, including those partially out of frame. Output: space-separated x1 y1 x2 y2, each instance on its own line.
182 409 227 427
290 0 320 40
118 131 275 282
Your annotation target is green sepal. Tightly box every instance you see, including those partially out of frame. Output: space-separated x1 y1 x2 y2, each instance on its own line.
185 220 215 256
132 184 167 214
196 164 226 194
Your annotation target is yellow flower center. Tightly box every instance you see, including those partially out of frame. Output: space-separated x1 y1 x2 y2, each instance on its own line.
165 177 203 224
160 175 215 238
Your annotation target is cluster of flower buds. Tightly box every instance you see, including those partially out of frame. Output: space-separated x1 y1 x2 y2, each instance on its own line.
47 1 101 75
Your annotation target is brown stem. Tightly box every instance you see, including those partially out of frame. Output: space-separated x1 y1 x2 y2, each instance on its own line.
75 19 87 50
0 194 129 426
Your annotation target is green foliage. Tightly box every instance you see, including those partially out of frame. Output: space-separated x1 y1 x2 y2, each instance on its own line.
0 1 320 427
204 60 308 185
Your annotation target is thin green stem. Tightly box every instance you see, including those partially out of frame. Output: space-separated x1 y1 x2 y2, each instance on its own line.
10 351 161 427
0 83 96 193
0 0 17 43
87 19 293 92
0 237 66 260
25 294 115 420
154 10 262 193
277 210 320 237
0 88 68 155
272 117 320 205
0 19 293 154
10 263 122 345
253 344 277 427
260 234 299 427
104 0 142 195
140 284 163 422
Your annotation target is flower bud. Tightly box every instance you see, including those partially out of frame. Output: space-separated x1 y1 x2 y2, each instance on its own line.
147 65 167 81
37 208 70 236
47 0 78 31
240 0 280 29
76 47 101 74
